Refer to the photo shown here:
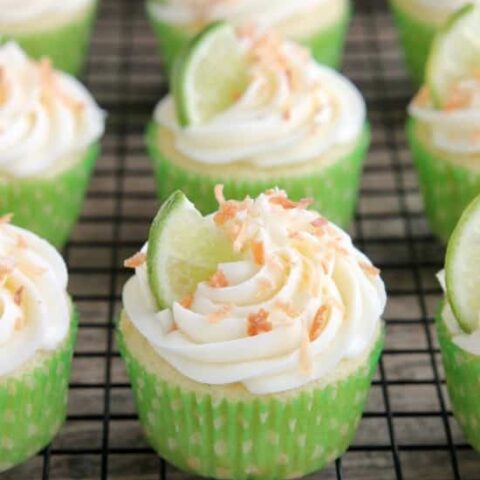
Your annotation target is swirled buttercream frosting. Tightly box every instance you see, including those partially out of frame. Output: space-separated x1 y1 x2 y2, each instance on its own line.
155 27 365 168
409 78 480 155
0 0 92 25
0 216 70 377
0 42 104 178
123 188 386 394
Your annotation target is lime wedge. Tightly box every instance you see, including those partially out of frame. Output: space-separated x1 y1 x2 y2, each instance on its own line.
147 191 236 309
426 3 479 107
172 21 248 127
445 194 480 333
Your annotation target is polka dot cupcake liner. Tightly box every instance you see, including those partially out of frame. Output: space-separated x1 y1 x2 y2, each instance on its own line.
389 0 436 85
407 119 480 242
0 0 98 75
0 143 100 249
436 304 480 452
117 320 383 480
0 307 78 473
146 0 352 72
146 123 370 229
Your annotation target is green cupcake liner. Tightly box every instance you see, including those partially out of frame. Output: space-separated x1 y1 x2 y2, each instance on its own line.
407 119 480 242
118 320 383 480
436 304 480 452
146 123 370 228
146 1 351 73
389 0 437 85
0 1 98 75
0 143 100 249
0 307 78 473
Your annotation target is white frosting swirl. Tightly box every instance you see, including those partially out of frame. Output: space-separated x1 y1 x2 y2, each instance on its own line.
123 190 386 394
0 43 104 178
148 0 329 27
155 30 365 168
0 0 92 25
409 81 480 155
0 220 70 377
437 270 480 355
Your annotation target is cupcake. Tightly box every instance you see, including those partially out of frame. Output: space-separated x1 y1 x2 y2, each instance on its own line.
146 0 352 71
0 43 105 248
407 3 480 241
0 218 76 472
389 0 469 85
0 0 98 75
435 194 480 453
147 23 369 228
118 187 387 479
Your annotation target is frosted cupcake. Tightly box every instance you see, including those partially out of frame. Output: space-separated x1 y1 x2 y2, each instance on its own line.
435 194 480 453
118 187 387 479
0 218 76 472
389 0 469 84
407 3 480 241
0 43 105 248
146 0 351 71
0 0 98 75
148 23 369 228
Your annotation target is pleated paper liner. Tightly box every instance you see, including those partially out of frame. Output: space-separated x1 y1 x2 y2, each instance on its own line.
0 307 78 473
118 315 384 480
407 119 480 242
0 0 98 76
146 0 352 73
389 0 436 86
146 123 370 229
0 143 100 249
436 304 480 452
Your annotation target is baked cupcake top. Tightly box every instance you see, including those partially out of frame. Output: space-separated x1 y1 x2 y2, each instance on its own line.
437 271 480 355
0 0 93 28
147 0 341 30
123 187 386 394
155 27 365 169
0 216 70 377
0 43 104 178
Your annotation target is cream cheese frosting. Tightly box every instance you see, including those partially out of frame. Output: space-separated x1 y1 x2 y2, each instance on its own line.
155 28 365 169
437 270 480 355
123 188 386 395
147 0 330 28
409 81 480 155
0 0 92 26
0 217 70 377
0 43 104 178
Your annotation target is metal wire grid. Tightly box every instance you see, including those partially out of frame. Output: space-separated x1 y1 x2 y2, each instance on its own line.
2 0 480 478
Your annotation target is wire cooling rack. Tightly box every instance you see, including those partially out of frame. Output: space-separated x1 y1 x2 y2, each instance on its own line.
2 0 480 478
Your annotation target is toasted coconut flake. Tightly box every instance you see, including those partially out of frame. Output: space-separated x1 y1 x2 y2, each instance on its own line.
15 315 25 331
214 184 225 205
311 217 328 229
209 269 229 288
359 261 380 276
233 221 248 252
207 304 232 324
269 195 313 210
247 308 272 336
414 86 430 107
256 277 273 298
310 305 329 341
16 235 27 249
0 213 13 225
13 286 24 306
251 240 265 266
180 294 193 309
124 252 146 269
274 301 297 317
214 202 239 226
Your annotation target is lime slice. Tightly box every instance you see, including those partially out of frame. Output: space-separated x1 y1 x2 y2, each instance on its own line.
426 3 479 107
445 194 480 333
147 191 236 309
172 21 248 127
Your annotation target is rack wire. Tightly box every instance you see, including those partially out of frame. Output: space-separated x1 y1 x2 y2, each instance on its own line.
2 0 480 478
